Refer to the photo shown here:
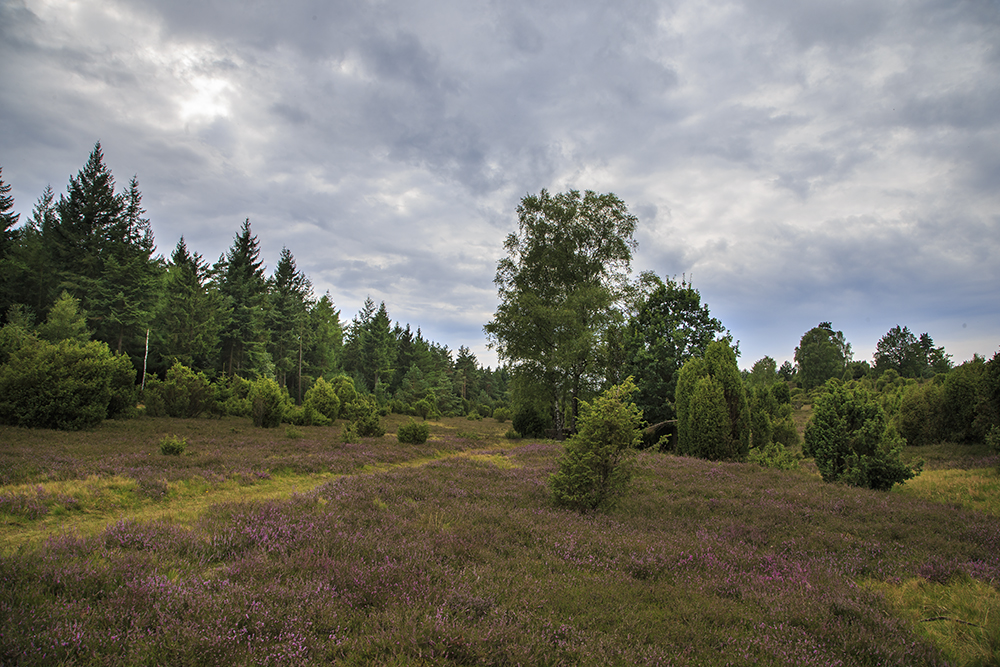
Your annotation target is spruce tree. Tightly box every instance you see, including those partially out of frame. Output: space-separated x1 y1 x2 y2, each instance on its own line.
215 219 269 377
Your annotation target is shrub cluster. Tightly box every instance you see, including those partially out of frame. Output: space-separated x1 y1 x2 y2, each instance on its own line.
397 419 430 444
0 336 136 430
804 383 920 491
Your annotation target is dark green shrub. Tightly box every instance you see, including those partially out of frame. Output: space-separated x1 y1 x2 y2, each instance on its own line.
513 406 549 439
414 397 437 420
550 378 642 512
248 377 285 428
0 338 137 430
304 377 340 422
141 376 167 417
397 419 430 444
676 340 750 461
804 383 920 491
493 407 512 423
350 396 385 437
162 362 212 418
159 434 186 456
896 382 946 446
466 410 483 421
329 375 358 416
747 442 799 470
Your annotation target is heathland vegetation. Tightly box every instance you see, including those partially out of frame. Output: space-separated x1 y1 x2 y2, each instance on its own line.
1 150 999 664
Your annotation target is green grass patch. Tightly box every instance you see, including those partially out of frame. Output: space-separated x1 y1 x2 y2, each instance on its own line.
866 577 1000 667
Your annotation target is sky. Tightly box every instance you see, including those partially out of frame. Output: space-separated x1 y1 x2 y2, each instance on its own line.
1 0 998 371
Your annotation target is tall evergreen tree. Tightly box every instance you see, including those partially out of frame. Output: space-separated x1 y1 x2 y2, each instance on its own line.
267 246 312 397
152 237 221 373
214 219 269 377
303 291 342 380
94 175 161 356
51 143 123 305
343 298 395 394
0 167 22 321
0 167 18 261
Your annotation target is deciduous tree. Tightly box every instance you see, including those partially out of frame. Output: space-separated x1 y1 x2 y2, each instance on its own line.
484 189 637 436
623 274 730 425
794 322 851 390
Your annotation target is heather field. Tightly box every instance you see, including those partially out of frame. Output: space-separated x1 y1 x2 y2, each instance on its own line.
1 415 999 666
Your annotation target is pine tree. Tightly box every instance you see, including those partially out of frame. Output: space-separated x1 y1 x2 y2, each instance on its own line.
94 175 161 356
152 237 221 373
267 247 312 398
51 143 123 305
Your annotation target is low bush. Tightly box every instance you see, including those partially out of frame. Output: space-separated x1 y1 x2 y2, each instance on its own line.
550 378 641 512
747 442 799 470
351 396 385 438
493 407 512 423
304 377 341 422
248 377 285 428
158 434 187 456
397 419 430 444
804 383 921 491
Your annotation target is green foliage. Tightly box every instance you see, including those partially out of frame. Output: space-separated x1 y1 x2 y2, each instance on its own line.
513 406 549 439
466 410 483 421
350 395 385 438
158 434 187 456
676 340 750 461
413 397 437 420
794 322 851 391
485 189 638 435
550 378 642 512
397 419 430 444
162 362 213 418
304 376 340 422
896 382 946 447
804 383 920 491
248 377 285 428
0 337 136 430
492 407 512 423
747 442 799 470
623 274 730 424
36 291 90 343
874 326 951 378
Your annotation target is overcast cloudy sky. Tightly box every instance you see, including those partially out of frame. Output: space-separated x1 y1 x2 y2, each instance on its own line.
1 0 997 370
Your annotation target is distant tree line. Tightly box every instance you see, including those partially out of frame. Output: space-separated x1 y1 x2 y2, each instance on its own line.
0 145 508 430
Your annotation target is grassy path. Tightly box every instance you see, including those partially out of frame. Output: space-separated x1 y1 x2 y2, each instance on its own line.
1 441 520 552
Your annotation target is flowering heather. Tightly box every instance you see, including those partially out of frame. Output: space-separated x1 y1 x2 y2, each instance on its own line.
0 416 997 664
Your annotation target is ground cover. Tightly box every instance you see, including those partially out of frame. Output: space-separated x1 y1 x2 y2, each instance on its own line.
1 415 998 665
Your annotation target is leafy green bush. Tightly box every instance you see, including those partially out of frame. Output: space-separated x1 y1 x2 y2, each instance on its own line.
896 382 946 446
676 340 750 461
159 434 186 456
505 428 521 440
141 376 167 417
0 337 137 430
350 396 385 437
304 377 340 422
747 442 799 470
248 377 285 428
493 407 512 423
414 397 437 420
804 383 920 491
466 410 483 421
161 362 212 418
550 378 642 512
397 419 430 444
